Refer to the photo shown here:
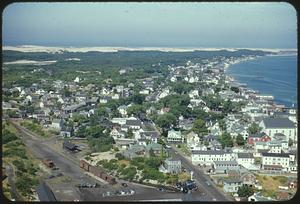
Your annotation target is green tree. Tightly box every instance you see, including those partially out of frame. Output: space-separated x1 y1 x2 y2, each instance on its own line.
126 129 134 139
236 134 245 146
192 119 208 139
149 148 156 157
155 113 177 130
247 123 261 134
218 132 233 149
237 185 255 198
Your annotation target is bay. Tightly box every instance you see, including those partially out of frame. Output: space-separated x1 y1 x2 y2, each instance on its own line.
226 55 297 107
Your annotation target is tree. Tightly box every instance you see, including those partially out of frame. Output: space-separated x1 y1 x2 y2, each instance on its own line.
236 134 245 146
247 123 261 134
131 94 145 104
192 119 208 139
149 148 156 157
155 113 177 130
115 153 125 160
218 132 233 149
237 185 254 198
126 129 134 139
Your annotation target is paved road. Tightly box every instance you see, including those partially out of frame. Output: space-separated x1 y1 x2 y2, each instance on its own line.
168 146 232 201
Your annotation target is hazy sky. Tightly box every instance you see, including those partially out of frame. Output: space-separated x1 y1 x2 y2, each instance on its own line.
3 2 297 48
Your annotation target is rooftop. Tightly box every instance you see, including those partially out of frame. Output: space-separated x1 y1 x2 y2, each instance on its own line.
262 118 295 128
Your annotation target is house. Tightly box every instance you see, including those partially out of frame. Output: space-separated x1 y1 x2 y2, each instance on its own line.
236 153 255 168
118 105 128 116
223 178 243 193
259 118 297 141
140 131 159 143
50 119 63 130
247 132 271 145
121 144 145 159
167 130 184 143
110 127 126 139
146 143 163 156
60 126 73 137
261 152 290 172
126 119 142 130
240 171 257 187
191 150 234 166
159 158 182 174
186 131 200 149
213 160 240 174
248 193 274 201
178 119 193 130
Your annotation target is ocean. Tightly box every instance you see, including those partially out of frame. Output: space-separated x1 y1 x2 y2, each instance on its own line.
226 55 297 108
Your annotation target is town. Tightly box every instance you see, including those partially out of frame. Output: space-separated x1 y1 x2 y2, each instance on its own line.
2 48 297 202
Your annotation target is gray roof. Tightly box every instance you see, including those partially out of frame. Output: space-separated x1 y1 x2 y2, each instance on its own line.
261 152 290 158
237 153 254 159
262 118 295 128
126 119 142 126
223 178 243 183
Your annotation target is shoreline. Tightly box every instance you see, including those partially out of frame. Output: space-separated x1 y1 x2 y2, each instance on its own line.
223 55 297 109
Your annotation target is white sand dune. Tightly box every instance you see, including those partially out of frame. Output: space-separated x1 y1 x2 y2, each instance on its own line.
3 59 57 65
2 45 296 53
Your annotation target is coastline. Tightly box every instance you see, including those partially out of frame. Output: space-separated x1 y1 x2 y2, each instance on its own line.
224 54 297 108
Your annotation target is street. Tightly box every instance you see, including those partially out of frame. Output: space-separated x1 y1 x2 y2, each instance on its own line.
168 146 232 201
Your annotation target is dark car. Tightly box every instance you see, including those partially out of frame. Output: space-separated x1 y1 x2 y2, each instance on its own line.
121 183 128 187
157 188 166 192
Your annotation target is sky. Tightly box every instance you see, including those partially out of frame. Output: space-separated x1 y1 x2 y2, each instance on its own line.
2 2 297 48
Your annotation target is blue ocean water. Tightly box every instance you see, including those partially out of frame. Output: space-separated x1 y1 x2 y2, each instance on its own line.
226 55 297 108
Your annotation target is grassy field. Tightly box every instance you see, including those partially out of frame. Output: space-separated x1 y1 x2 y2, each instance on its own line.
20 120 50 138
255 174 289 198
2 121 43 201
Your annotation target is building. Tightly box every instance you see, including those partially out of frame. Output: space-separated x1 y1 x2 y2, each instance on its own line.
236 153 255 168
247 132 271 145
159 158 182 174
259 118 297 141
213 160 240 174
186 131 200 149
125 119 142 130
191 150 234 166
261 152 290 172
146 143 163 156
223 178 243 193
50 118 63 130
167 130 183 143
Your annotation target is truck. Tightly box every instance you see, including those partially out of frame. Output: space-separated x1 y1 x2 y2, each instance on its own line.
43 159 55 168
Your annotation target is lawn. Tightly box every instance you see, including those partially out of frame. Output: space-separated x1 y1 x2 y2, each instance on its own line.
255 174 289 198
20 120 50 138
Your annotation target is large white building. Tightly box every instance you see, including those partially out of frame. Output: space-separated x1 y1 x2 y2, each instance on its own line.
261 152 290 172
259 118 297 141
191 150 234 166
236 153 255 168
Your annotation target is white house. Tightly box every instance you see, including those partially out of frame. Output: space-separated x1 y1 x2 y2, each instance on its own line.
191 150 234 166
118 105 128 116
236 153 255 168
167 130 183 143
50 118 63 130
186 131 200 149
261 152 290 172
259 118 297 141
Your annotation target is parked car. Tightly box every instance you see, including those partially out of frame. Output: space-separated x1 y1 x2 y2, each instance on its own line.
121 183 128 187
